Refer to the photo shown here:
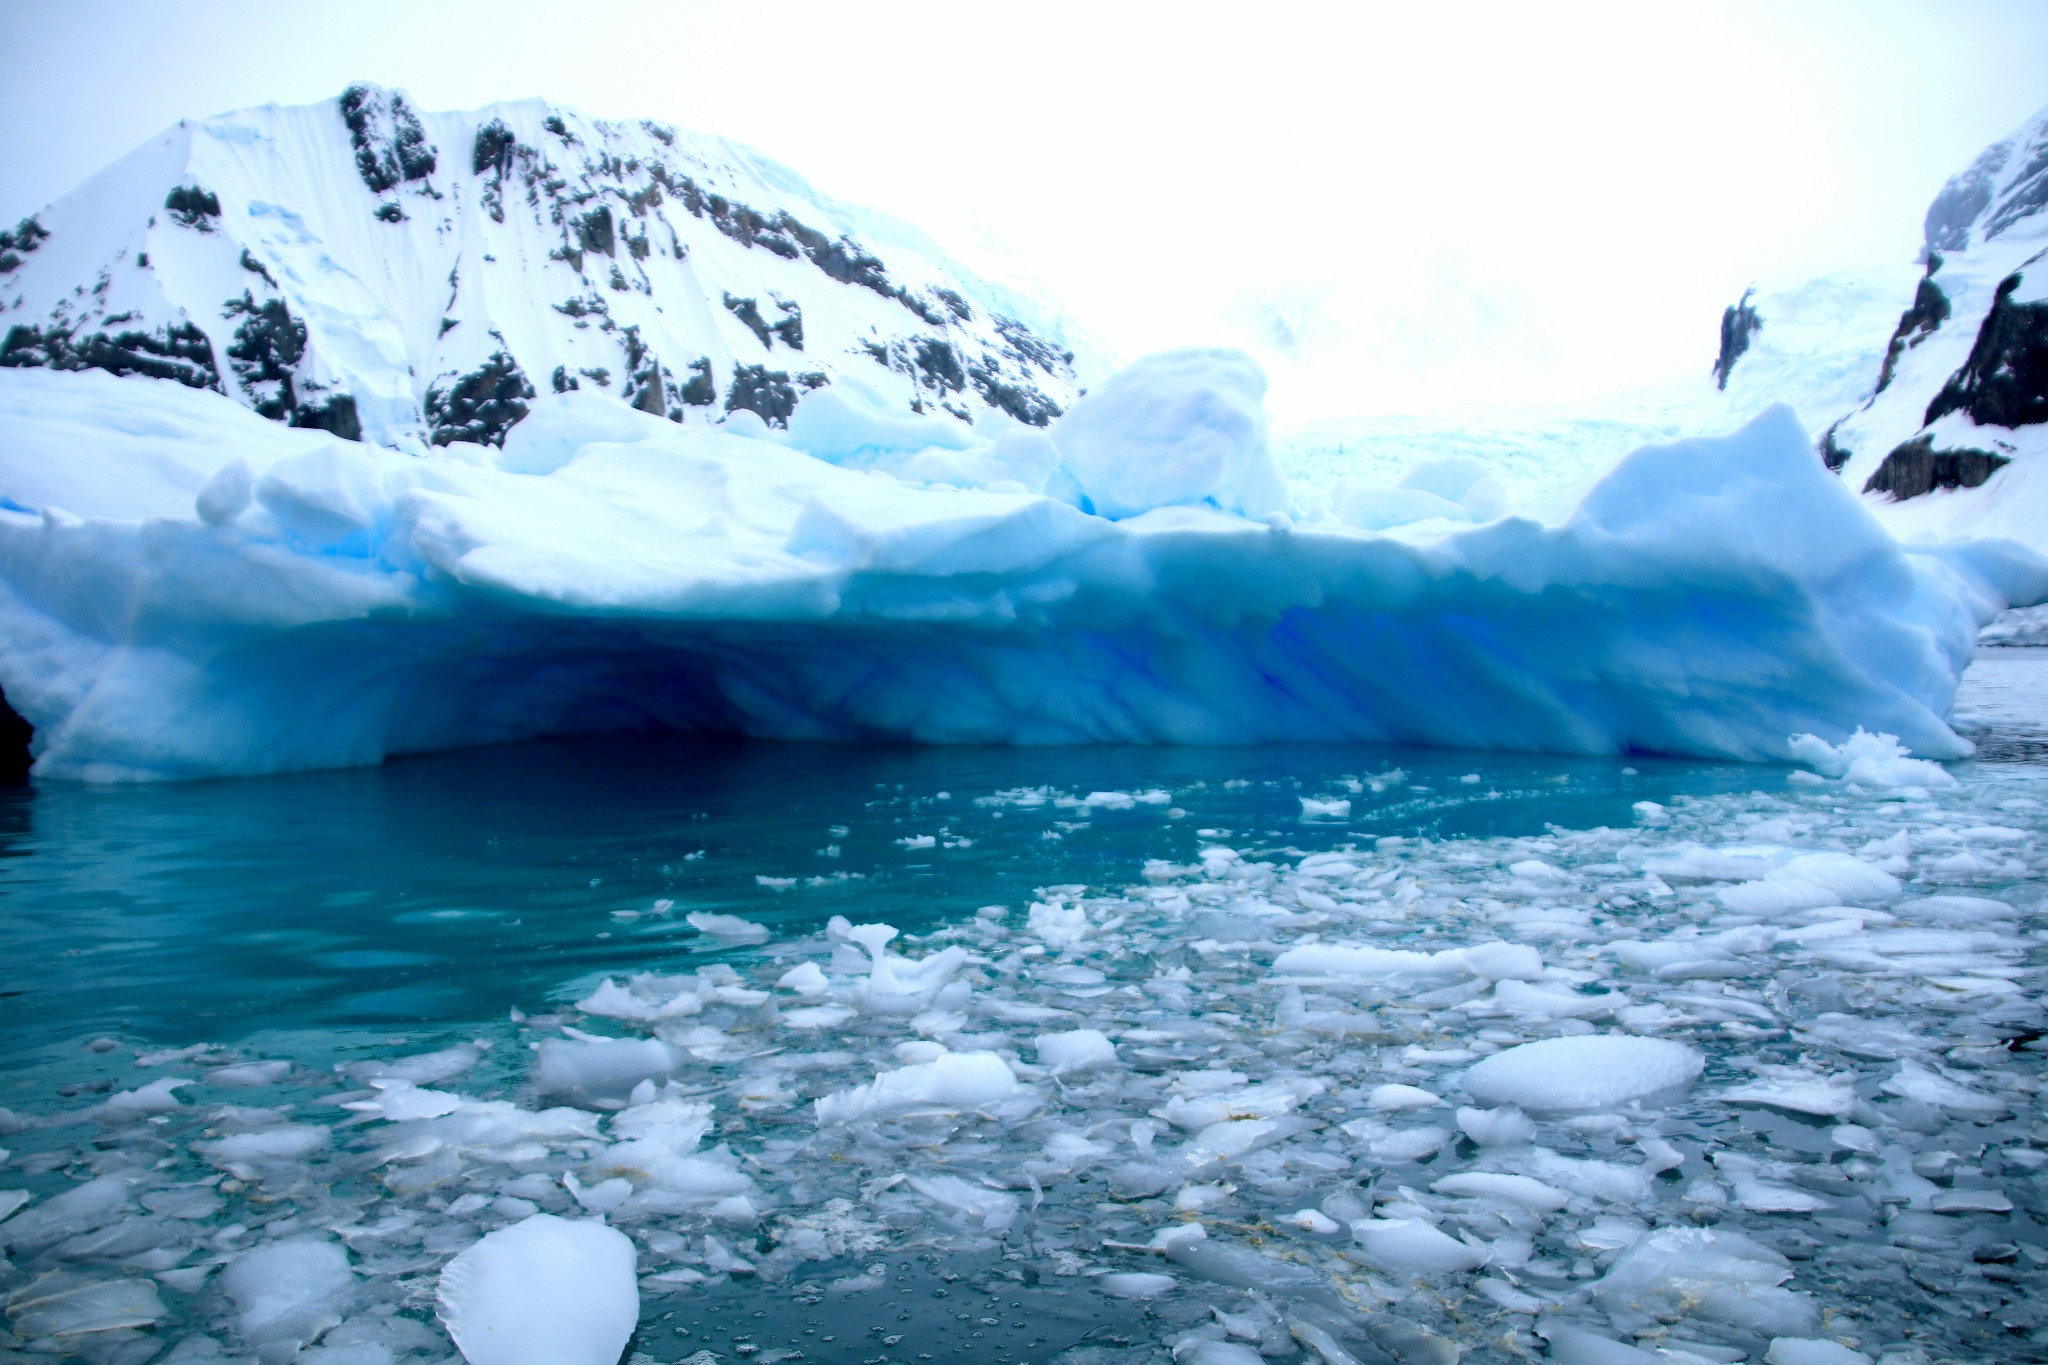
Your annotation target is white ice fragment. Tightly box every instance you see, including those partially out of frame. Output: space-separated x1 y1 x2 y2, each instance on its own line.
575 978 701 1022
437 1215 638 1365
195 458 254 525
907 1174 1020 1230
197 1125 332 1164
1454 1106 1536 1147
1929 1187 2013 1214
1299 797 1351 819
1719 1068 1857 1120
532 1037 681 1105
1034 1029 1118 1073
0 1190 27 1224
1284 1209 1341 1234
1177 1342 1264 1365
1764 1339 1874 1365
1536 1323 1663 1364
1881 1059 2006 1118
813 1050 1020 1123
1787 729 1955 788
97 1076 191 1118
343 1080 463 1122
1350 1217 1486 1274
221 1239 355 1348
207 1060 292 1087
1718 851 1902 915
685 912 769 942
1367 1084 1445 1112
1430 1172 1569 1212
1592 1227 1815 1337
1461 1034 1703 1111
1096 1272 1177 1298
776 962 829 996
1271 940 1538 982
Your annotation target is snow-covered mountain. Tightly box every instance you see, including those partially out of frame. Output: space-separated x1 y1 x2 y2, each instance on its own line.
0 85 1087 451
1715 100 2048 548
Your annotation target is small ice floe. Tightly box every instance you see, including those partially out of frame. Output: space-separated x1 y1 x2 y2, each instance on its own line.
1097 1272 1177 1298
575 975 702 1023
1787 729 1955 788
1350 1217 1487 1274
1270 940 1540 982
1430 1172 1569 1212
1298 797 1351 819
438 1215 638 1365
221 1238 356 1351
1764 1339 1874 1365
343 1044 482 1085
1461 1034 1703 1112
5 1272 167 1348
813 1050 1023 1123
1367 1083 1445 1112
1717 850 1902 915
907 1174 1019 1230
532 1036 682 1106
1719 1066 1859 1120
1881 1059 2007 1118
776 961 829 996
1034 1028 1118 1073
1591 1226 1815 1338
685 911 769 941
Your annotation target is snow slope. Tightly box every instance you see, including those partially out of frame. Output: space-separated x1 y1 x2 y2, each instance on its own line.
0 86 1086 452
0 357 2039 780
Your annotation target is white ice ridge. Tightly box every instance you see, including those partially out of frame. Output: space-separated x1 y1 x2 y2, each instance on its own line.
2 359 2044 779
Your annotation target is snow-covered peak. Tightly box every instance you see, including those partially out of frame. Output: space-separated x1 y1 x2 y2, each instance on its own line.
0 85 1089 452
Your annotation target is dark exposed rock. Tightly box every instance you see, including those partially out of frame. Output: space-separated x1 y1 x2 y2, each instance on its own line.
425 349 535 447
164 185 222 231
1923 269 2048 430
295 393 361 441
994 317 1073 375
1925 144 2005 254
723 294 773 350
0 684 30 781
680 357 716 406
221 293 362 439
1711 287 1760 391
1817 420 1852 473
1 319 220 391
472 119 517 177
552 364 578 393
772 299 803 351
1863 433 2010 500
0 215 49 274
373 202 406 224
576 206 616 258
543 115 574 142
579 367 610 387
1876 263 1950 393
933 287 973 322
238 248 277 287
969 363 1061 427
913 338 965 393
724 364 800 426
339 85 438 194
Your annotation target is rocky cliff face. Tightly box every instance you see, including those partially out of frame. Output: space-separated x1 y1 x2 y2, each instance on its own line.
0 86 1087 452
1751 103 2048 525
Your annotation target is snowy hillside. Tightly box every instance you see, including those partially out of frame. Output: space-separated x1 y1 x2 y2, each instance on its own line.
0 85 1087 451
1715 100 2048 550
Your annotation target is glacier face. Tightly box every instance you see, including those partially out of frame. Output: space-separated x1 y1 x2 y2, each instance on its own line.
0 86 1085 452
0 356 2039 781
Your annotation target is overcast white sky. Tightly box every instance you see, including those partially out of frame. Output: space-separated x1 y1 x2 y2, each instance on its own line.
3 0 2047 421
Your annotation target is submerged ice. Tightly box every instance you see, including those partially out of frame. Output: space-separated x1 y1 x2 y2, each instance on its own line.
2 741 2044 1365
1 348 2043 779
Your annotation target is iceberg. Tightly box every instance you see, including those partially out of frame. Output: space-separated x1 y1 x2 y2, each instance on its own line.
0 351 2041 780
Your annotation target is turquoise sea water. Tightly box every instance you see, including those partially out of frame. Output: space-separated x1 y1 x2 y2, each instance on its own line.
0 655 2042 1365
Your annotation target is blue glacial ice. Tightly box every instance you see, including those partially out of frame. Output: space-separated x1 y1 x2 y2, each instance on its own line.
0 348 2043 779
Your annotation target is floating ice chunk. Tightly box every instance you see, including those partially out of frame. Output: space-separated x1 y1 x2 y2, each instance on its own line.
1788 729 1955 788
207 1060 292 1087
1592 1227 1815 1337
1536 1322 1664 1364
1881 1059 2006 1118
1285 1209 1342 1234
1299 797 1351 819
1177 1342 1265 1365
343 1044 481 1085
776 962 829 996
1034 1029 1117 1073
1097 1272 1178 1298
1461 1035 1703 1112
1719 1067 1857 1119
1431 1172 1569 1212
575 977 702 1022
0 1175 130 1254
685 912 769 942
1455 1106 1536 1147
1050 348 1286 521
221 1238 355 1348
907 1174 1020 1230
438 1215 638 1365
1158 1077 1322 1130
1271 941 1539 982
814 1050 1021 1123
1490 979 1616 1019
1523 1149 1654 1204
6 1272 166 1345
1718 851 1902 915
0 1190 27 1224
97 1076 191 1118
1367 1125 1455 1161
1765 1340 1873 1365
1368 1084 1445 1111
532 1037 682 1105
1929 1187 2013 1213
1350 1217 1486 1274
197 1124 332 1165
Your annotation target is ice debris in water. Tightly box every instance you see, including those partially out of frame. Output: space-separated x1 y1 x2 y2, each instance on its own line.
3 754 2048 1363
1460 1034 1705 1111
438 1215 638 1365
1788 728 1957 788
